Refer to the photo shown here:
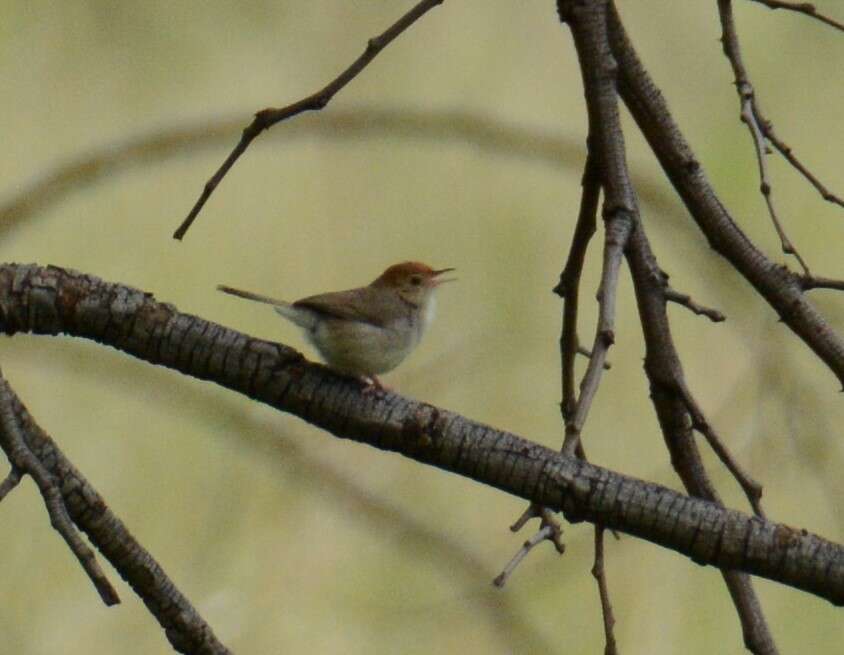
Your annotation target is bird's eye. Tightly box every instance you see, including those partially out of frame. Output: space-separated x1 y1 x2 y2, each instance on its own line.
410 275 422 286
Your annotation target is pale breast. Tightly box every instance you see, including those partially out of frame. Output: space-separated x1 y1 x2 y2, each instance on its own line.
307 317 417 376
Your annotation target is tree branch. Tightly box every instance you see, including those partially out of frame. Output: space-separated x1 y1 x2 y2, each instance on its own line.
558 0 640 461
747 0 844 32
562 209 631 458
555 150 601 421
0 466 21 501
493 510 565 588
173 0 445 240
799 275 844 292
0 364 231 654
605 3 844 388
592 526 618 655
498 151 609 590
664 286 726 322
0 263 841 606
0 374 120 606
718 0 812 273
0 107 686 247
561 2 777 651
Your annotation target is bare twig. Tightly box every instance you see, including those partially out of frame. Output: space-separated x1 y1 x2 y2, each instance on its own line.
0 467 21 501
508 502 540 533
747 0 844 32
0 107 688 245
493 510 565 589
0 374 120 606
799 275 844 292
497 150 618 586
665 287 726 322
509 504 566 553
494 504 566 587
592 526 619 655
734 3 844 213
679 385 765 517
234 421 557 652
578 345 612 369
558 5 638 460
628 223 777 655
0 369 230 653
762 126 844 210
555 151 602 419
555 7 640 651
607 3 844 388
561 213 632 457
718 0 810 274
174 0 445 239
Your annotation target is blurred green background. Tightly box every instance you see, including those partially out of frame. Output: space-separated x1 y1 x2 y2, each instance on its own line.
1 2 843 653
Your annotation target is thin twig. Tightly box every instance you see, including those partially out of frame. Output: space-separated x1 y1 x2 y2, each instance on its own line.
493 512 565 589
679 384 766 517
556 151 602 419
665 287 726 322
0 373 120 606
0 372 231 653
718 0 811 274
0 467 21 501
493 503 565 587
174 0 445 239
578 345 612 369
747 0 844 32
609 1 844 388
558 3 640 460
555 10 634 652
495 152 603 586
0 107 691 248
496 151 620 586
227 414 558 652
592 526 619 655
561 203 634 457
799 275 844 292
762 125 844 210
627 226 778 654
509 504 566 553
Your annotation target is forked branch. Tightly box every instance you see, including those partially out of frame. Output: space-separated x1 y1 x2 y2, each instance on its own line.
719 0 812 273
0 369 230 654
606 2 844 386
0 374 119 607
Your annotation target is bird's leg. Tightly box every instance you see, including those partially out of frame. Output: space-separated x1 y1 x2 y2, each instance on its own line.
360 375 388 396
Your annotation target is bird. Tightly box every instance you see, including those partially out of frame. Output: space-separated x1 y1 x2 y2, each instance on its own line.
217 261 454 390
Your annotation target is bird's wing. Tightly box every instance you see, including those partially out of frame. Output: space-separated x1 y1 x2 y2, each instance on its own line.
293 288 392 328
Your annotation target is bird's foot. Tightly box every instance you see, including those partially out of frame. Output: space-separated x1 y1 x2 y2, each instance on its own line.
360 375 389 396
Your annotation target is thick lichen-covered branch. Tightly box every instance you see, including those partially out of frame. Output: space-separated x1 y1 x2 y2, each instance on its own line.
0 263 841 606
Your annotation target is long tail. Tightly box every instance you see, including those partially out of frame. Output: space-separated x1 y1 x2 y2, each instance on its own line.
217 285 289 308
217 285 314 329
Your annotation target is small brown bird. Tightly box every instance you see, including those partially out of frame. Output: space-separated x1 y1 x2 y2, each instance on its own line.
217 262 454 389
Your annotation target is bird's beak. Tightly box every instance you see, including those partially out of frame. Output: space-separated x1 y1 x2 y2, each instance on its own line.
432 267 457 285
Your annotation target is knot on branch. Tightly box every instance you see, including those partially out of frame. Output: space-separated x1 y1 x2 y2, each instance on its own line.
401 404 447 452
683 158 700 174
601 203 634 223
598 328 615 346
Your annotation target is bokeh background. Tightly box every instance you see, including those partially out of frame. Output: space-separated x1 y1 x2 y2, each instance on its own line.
1 2 843 653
